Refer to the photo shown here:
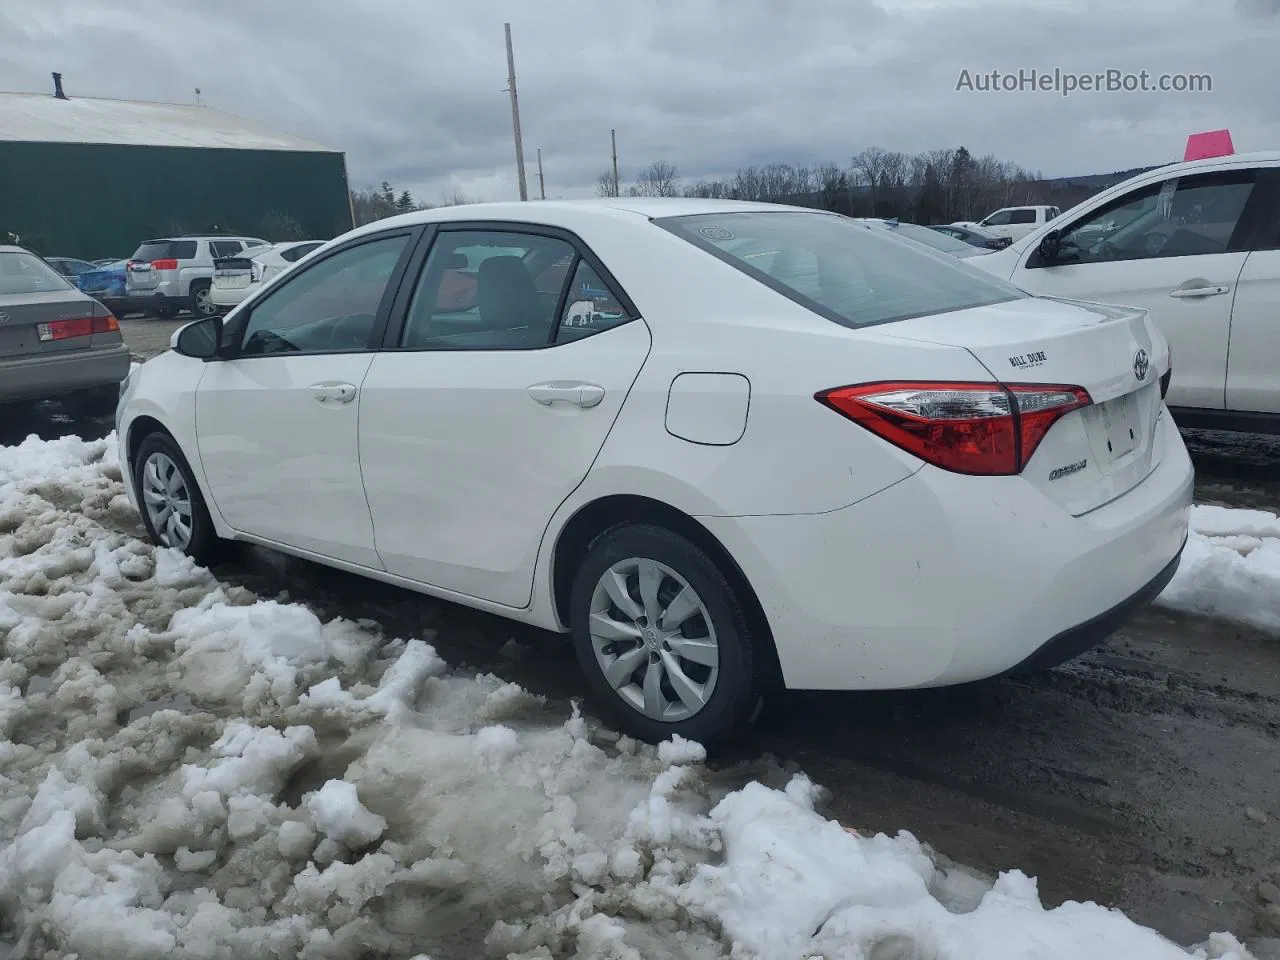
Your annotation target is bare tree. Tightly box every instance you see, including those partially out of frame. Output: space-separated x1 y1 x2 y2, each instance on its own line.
596 169 620 198
440 189 479 207
631 160 680 197
853 147 893 215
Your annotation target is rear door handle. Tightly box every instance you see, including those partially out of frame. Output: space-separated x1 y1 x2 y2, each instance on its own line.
309 381 357 404
1169 284 1229 298
527 381 606 408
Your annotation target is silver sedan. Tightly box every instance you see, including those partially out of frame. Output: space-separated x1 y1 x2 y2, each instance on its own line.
0 245 131 415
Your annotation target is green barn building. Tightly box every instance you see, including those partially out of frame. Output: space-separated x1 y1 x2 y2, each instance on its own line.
0 80 354 259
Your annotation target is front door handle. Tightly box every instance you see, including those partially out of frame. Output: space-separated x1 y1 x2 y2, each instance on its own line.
309 382 357 404
1169 282 1229 298
527 381 606 408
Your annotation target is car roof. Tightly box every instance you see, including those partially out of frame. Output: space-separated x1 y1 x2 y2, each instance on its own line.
340 197 823 241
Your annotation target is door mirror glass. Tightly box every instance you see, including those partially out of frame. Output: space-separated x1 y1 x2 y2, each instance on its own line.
1037 230 1062 265
173 316 222 359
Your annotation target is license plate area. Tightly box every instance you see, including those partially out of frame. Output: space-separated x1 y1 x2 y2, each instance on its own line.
1096 391 1140 463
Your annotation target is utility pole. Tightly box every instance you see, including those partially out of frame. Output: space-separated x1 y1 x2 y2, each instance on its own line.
610 128 620 196
504 22 528 201
536 148 546 199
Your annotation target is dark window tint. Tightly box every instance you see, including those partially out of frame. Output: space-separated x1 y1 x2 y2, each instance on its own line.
981 210 1012 226
555 260 635 343
281 242 323 263
1008 209 1038 224
209 240 243 258
658 211 1025 329
239 234 409 355
1054 172 1255 265
131 240 198 261
400 230 576 350
0 251 74 294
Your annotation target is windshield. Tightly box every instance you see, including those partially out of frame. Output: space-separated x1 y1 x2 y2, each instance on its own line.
864 220 976 254
657 211 1025 328
0 251 74 295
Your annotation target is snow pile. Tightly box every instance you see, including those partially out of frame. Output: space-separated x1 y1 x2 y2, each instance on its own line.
1157 505 1280 634
0 432 1259 959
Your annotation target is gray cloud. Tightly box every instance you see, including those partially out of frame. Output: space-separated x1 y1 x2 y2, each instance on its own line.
2 0 1276 202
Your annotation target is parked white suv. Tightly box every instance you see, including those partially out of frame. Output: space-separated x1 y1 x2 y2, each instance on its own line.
971 151 1280 434
977 205 1061 241
125 235 268 318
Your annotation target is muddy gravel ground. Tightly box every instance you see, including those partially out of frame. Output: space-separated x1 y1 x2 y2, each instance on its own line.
3 333 1280 950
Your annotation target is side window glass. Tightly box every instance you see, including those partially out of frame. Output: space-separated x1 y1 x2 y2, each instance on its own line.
400 230 575 350
1009 209 1037 224
1058 173 1255 265
239 234 409 356
555 260 635 343
210 240 242 258
983 211 1011 226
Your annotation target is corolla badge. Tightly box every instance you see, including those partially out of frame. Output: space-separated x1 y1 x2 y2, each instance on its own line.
1133 348 1149 381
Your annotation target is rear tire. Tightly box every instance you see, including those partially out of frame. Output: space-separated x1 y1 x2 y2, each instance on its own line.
568 523 761 746
153 304 178 320
132 431 223 565
190 282 216 317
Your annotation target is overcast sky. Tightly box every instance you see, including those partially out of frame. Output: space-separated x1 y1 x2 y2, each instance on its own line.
2 0 1277 203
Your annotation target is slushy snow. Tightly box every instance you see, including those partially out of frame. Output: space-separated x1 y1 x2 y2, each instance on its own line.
0 432 1260 959
1156 505 1280 634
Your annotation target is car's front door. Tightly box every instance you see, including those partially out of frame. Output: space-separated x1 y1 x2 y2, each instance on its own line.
358 225 651 607
1225 173 1280 415
194 229 417 567
1008 168 1262 411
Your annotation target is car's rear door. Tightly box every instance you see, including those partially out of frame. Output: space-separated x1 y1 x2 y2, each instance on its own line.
358 223 651 608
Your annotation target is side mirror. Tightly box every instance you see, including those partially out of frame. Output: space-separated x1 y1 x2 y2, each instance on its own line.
172 316 223 360
1037 230 1062 265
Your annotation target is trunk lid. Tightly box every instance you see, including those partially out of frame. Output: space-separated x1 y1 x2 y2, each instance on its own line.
0 291 108 359
213 256 256 290
876 296 1163 515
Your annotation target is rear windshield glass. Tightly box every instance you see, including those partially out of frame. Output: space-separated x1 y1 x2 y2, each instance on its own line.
132 240 198 261
866 220 976 254
657 211 1025 328
0 251 74 295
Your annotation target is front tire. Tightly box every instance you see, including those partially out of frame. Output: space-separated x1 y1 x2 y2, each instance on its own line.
568 523 760 746
132 432 222 565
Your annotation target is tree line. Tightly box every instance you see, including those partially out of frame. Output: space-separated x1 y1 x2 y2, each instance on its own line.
597 147 1110 223
349 181 481 227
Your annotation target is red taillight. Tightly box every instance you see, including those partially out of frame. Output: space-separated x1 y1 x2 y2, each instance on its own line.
816 381 1092 476
37 314 119 342
149 258 179 271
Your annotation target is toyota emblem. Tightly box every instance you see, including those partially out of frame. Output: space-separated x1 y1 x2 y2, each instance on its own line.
1133 348 1149 381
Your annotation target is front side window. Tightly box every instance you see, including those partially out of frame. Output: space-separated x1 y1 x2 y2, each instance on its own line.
1052 172 1255 265
0 251 73 294
658 211 1025 329
238 234 409 355
400 230 576 349
982 210 1012 226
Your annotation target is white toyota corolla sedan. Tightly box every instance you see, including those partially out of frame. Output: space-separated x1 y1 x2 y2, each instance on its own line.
116 198 1193 743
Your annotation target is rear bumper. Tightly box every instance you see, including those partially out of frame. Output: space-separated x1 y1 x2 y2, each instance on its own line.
698 410 1194 691
210 284 252 307
0 342 131 403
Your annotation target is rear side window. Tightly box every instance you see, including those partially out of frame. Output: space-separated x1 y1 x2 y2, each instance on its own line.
132 240 198 261
0 251 73 294
1008 209 1037 224
280 242 323 263
657 211 1025 329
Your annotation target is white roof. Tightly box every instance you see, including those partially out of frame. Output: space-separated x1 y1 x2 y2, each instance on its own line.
0 92 337 153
